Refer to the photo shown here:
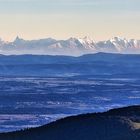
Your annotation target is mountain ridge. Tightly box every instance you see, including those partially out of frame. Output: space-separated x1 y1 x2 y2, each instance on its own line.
0 36 140 55
0 53 140 76
0 105 140 140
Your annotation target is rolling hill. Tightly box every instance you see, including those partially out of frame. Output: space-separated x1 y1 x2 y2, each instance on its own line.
0 105 140 140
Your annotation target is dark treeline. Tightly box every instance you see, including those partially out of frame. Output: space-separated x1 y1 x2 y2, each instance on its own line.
0 105 140 140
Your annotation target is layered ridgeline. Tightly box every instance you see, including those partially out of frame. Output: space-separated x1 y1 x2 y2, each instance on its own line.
0 106 140 140
0 36 140 55
0 53 140 76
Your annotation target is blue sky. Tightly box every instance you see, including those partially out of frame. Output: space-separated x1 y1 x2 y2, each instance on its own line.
0 0 140 41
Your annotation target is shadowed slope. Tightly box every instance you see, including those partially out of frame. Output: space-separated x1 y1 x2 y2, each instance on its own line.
0 106 140 140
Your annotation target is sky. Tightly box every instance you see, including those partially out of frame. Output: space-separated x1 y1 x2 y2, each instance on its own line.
0 0 140 41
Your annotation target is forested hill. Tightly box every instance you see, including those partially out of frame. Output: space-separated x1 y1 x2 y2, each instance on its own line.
0 105 140 140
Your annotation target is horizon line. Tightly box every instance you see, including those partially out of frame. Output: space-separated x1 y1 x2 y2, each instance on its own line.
0 35 140 43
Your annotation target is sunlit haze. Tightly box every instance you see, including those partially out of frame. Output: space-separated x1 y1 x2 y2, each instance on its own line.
0 0 140 41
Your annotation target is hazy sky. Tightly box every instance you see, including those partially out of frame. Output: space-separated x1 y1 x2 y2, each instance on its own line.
0 0 140 41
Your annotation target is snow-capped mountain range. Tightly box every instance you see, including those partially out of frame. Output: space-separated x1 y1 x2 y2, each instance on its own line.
0 36 140 55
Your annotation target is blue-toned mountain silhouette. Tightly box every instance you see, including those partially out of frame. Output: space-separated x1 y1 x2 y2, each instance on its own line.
0 53 140 76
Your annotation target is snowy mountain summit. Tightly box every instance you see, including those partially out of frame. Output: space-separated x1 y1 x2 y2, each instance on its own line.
0 36 140 55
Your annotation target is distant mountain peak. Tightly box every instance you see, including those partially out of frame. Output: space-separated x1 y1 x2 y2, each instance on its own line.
14 36 25 43
15 36 20 40
0 36 140 55
110 36 125 42
83 36 93 40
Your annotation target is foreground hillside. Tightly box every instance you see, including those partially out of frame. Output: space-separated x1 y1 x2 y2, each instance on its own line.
0 106 140 140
